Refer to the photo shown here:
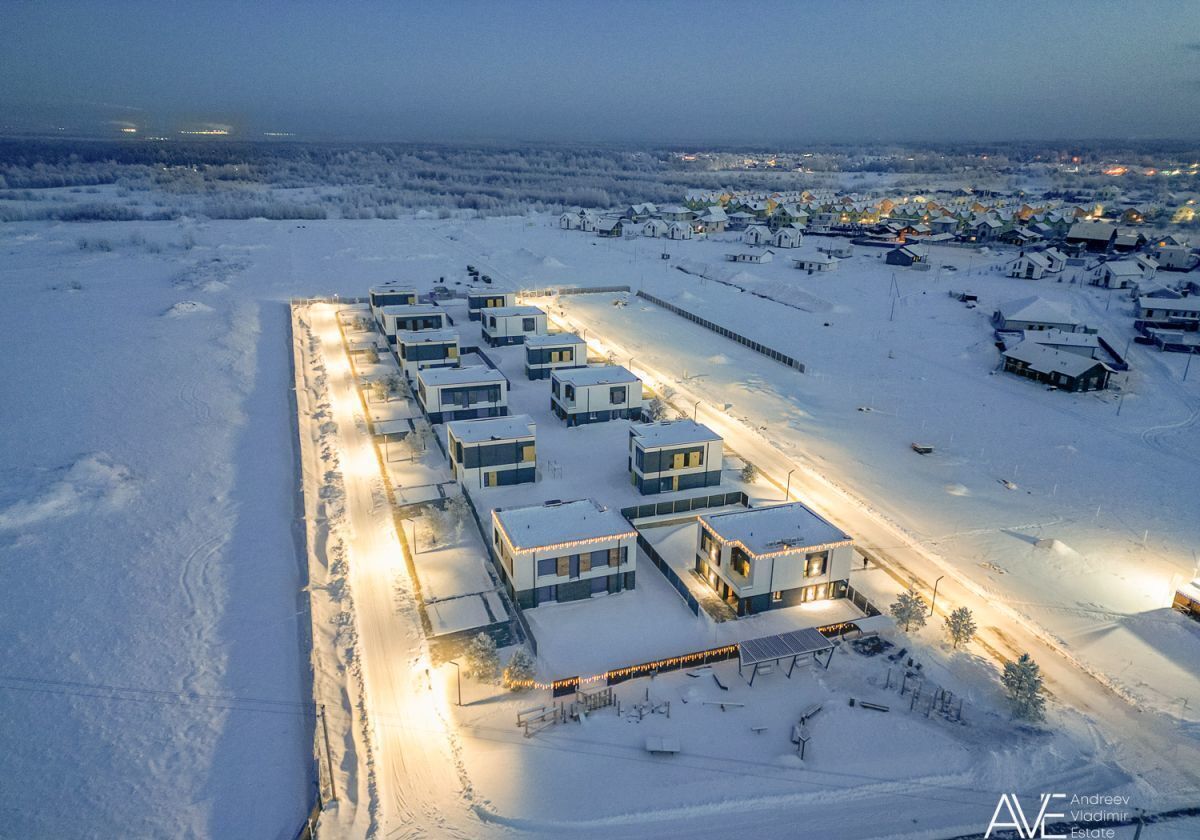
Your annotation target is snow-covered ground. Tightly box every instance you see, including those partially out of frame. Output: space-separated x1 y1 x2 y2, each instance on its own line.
3 212 1198 838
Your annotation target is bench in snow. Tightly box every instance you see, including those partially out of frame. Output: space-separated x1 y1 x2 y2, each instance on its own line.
644 737 681 755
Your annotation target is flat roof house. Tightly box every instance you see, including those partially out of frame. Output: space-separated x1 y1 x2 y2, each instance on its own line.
696 503 853 617
993 296 1082 332
481 305 547 346
416 365 508 424
492 499 637 609
467 290 516 321
725 250 773 264
1002 343 1112 392
446 414 536 488
379 305 450 347
394 328 460 380
524 332 587 380
629 420 723 495
369 284 418 327
1136 296 1200 329
550 365 643 426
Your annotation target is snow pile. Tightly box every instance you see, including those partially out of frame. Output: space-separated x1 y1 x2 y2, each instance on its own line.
163 300 214 317
0 453 135 531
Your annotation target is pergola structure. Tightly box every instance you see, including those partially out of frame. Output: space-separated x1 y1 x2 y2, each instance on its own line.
738 627 835 685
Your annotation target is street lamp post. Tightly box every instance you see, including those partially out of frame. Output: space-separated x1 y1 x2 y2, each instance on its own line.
929 575 945 615
407 520 418 555
784 468 795 501
447 660 462 706
693 400 700 420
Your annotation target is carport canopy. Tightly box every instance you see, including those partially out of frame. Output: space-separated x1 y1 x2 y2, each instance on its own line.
738 627 835 685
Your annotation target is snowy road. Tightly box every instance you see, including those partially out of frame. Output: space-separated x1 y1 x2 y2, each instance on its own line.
540 295 1200 807
302 304 488 839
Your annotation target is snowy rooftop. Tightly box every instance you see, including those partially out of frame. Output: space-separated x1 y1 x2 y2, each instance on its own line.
417 365 506 387
998 296 1078 325
630 419 721 449
395 328 458 344
380 303 443 317
525 331 585 347
1004 342 1110 377
552 365 639 387
1021 329 1099 349
370 284 416 293
446 414 535 444
1138 297 1200 313
1102 261 1144 277
484 305 544 318
467 289 516 298
700 503 851 556
493 499 635 551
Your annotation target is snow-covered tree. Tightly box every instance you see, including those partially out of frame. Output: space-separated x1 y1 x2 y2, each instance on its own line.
502 647 536 691
370 378 389 403
642 397 669 422
740 463 758 483
466 632 499 684
363 346 379 365
889 588 927 632
384 373 406 398
406 422 434 460
944 606 977 649
1002 653 1046 722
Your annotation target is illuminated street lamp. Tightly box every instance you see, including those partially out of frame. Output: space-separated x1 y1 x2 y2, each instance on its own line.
447 660 462 706
784 468 795 500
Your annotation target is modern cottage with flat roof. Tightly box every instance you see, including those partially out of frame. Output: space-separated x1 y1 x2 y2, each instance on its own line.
696 503 853 617
379 304 449 347
524 332 588 380
492 499 637 609
481 305 547 346
446 414 536 488
550 365 643 426
629 420 723 495
369 284 418 328
416 365 508 424
467 290 517 321
394 328 460 380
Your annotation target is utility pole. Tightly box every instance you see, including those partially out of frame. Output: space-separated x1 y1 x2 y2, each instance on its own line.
928 576 945 615
321 704 336 802
693 400 700 420
784 468 795 501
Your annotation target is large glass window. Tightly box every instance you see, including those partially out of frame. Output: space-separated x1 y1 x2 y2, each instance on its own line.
805 551 828 577
537 557 557 577
522 317 535 332
609 386 626 404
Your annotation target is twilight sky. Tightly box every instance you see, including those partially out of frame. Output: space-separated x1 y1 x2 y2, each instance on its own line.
3 0 1200 143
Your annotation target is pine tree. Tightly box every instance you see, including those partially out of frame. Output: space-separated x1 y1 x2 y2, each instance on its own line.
944 606 977 649
466 632 499 684
502 647 536 691
889 588 927 632
1002 653 1046 722
740 463 758 483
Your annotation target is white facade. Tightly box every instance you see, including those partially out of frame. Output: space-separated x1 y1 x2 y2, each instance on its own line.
641 219 669 238
1008 252 1051 280
667 221 693 240
550 365 643 425
492 499 638 607
481 306 548 345
379 305 450 348
446 415 536 487
743 224 771 246
792 253 839 272
416 366 508 422
394 328 460 379
771 226 803 248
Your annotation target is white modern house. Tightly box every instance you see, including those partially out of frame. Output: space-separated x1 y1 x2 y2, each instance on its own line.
792 252 839 273
725 251 773 264
993 297 1082 332
379 305 450 349
550 365 643 426
446 414 536 488
1090 260 1148 289
524 332 588 380
1007 251 1052 280
481 305 547 346
695 503 854 617
416 365 508 424
641 218 669 238
629 420 723 495
667 221 693 240
394 328 460 380
771 226 803 249
369 284 418 328
743 224 771 246
492 499 638 609
467 290 517 321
